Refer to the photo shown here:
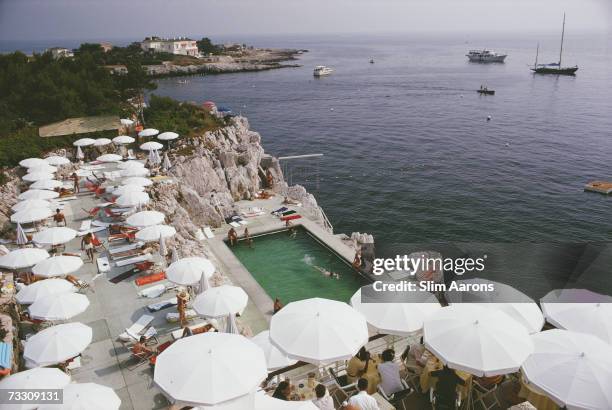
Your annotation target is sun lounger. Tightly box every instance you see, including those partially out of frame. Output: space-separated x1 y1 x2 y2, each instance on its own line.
281 210 297 216
171 321 218 340
166 309 197 323
79 220 92 231
127 149 136 160
76 226 106 236
272 206 289 215
194 229 205 241
96 256 111 274
281 214 302 222
138 283 176 299
118 314 154 342
147 297 178 313
80 164 105 171
229 221 241 228
103 171 122 180
203 227 214 239
109 242 143 255
135 271 166 286
92 220 112 228
238 220 248 225
115 254 152 268
55 196 78 202
111 250 146 261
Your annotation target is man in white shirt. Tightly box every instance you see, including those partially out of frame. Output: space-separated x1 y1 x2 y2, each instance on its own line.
378 349 404 395
347 378 380 410
312 384 335 410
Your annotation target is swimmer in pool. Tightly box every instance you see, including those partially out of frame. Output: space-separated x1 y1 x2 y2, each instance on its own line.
313 265 340 280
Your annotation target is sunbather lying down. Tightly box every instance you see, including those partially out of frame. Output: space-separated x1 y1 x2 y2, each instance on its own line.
282 196 299 205
313 265 341 280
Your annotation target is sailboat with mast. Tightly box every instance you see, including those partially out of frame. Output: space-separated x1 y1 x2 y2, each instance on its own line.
531 13 578 75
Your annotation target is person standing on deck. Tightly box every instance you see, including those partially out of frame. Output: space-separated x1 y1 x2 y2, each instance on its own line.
81 233 94 262
177 290 189 327
266 169 274 188
243 228 253 248
71 172 80 193
53 209 66 226
228 227 238 246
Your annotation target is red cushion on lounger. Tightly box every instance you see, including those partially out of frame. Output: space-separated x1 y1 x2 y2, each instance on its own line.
135 272 166 286
280 214 302 222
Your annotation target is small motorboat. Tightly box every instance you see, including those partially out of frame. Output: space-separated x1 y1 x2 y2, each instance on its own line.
477 86 495 95
369 58 375 64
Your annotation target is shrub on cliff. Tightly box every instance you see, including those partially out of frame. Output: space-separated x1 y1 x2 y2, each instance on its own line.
145 95 225 137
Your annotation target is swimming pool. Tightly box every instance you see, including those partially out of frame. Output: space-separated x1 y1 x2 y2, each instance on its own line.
231 228 368 303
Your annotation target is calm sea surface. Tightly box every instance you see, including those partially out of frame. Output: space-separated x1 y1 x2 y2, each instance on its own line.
5 33 612 260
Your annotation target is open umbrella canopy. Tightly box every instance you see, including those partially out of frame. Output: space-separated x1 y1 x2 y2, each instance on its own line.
158 131 179 141
166 257 215 286
112 184 145 197
33 227 77 246
30 179 63 190
270 297 369 365
140 141 163 151
126 210 165 227
541 288 612 344
0 368 70 396
251 330 297 371
93 138 112 146
24 322 92 366
522 329 612 410
32 255 83 277
120 167 150 178
424 304 534 376
350 285 441 337
254 391 318 410
73 138 95 147
96 153 122 162
121 176 152 187
11 199 52 213
446 278 545 334
38 383 121 410
115 191 150 207
0 248 49 269
135 224 176 242
45 156 70 166
29 292 89 320
23 172 55 182
16 278 76 304
27 164 58 174
18 189 60 201
11 207 54 224
138 128 159 138
117 160 145 170
113 135 135 145
154 332 267 406
193 285 246 317
120 118 134 126
19 158 47 168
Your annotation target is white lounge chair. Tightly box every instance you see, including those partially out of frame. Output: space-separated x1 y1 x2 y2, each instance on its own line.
109 242 144 255
127 149 136 160
79 220 92 231
115 254 152 267
203 227 214 239
118 314 154 342
96 256 110 274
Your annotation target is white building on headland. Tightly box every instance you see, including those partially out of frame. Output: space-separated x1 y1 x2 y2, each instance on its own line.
47 47 74 59
140 37 199 57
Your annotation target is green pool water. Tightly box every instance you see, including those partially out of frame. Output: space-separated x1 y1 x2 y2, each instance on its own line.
231 228 368 303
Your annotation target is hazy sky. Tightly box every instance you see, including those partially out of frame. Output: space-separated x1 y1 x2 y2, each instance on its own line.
0 0 610 41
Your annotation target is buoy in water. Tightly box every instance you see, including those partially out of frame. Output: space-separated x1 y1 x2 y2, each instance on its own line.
330 108 334 111
487 115 492 121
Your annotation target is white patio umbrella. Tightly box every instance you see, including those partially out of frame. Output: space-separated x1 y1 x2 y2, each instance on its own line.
167 257 215 286
158 131 179 141
163 152 172 171
541 288 612 344
96 153 122 162
117 160 145 170
351 285 441 336
12 199 52 212
115 191 150 207
76 145 84 160
135 224 176 242
424 304 534 376
0 368 70 402
159 233 167 257
251 330 297 371
19 189 59 200
38 383 121 410
446 278 545 334
16 278 76 305
148 149 159 165
16 223 29 246
269 297 369 365
24 322 92 366
33 227 77 246
0 248 49 269
225 313 239 334
112 184 145 197
11 207 54 224
522 329 612 410
120 167 150 177
32 255 83 277
30 179 63 190
194 392 256 410
154 332 267 406
27 164 58 173
73 138 95 147
140 141 163 151
120 118 134 126
193 285 247 318
121 176 152 187
45 156 70 166
93 138 112 146
29 292 89 321
23 172 55 182
113 135 135 145
138 128 159 138
126 210 164 227
19 157 47 168
254 391 318 410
